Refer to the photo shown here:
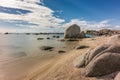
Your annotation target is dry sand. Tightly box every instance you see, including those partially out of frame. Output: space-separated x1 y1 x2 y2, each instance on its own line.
24 36 108 80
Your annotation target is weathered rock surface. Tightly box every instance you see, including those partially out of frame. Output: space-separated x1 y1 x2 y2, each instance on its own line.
73 34 120 77
85 52 120 77
73 44 110 68
73 49 92 68
107 34 120 45
86 44 110 65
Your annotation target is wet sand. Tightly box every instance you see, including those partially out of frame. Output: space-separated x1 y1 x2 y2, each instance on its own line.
24 36 108 80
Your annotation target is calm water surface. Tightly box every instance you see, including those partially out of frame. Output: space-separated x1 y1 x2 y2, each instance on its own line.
0 34 79 80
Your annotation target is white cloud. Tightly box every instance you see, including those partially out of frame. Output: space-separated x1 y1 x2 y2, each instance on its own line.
0 0 65 28
61 19 119 31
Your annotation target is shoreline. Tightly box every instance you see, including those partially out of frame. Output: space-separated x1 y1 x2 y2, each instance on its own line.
24 36 108 80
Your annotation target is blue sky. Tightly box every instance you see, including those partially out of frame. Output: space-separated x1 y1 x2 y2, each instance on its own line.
0 0 120 33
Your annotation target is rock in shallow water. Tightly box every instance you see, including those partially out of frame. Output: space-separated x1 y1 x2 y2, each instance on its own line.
37 38 44 40
40 46 54 51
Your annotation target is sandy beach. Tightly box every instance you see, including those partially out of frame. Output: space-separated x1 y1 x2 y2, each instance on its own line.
24 36 108 80
1 0 120 80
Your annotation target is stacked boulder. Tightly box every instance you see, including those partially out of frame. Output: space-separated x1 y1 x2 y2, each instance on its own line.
64 24 85 39
73 34 120 78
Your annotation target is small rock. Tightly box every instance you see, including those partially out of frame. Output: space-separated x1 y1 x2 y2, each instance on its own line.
37 38 44 40
58 39 65 42
56 36 60 38
53 35 60 38
46 37 50 39
40 46 54 50
4 32 9 34
74 45 89 49
67 39 78 41
53 36 56 38
58 50 66 53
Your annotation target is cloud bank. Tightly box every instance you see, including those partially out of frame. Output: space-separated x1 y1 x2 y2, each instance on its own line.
0 0 65 29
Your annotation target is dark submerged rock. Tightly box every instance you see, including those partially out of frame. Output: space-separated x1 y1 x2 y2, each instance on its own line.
40 46 54 50
53 35 60 38
46 37 50 39
37 38 44 40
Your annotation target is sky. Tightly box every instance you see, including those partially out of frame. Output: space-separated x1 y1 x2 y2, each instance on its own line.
0 0 120 33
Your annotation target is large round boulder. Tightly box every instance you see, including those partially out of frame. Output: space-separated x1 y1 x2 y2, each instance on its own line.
64 24 80 39
84 52 120 77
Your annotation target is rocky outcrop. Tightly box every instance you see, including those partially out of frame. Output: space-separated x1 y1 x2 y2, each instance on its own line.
84 30 99 35
73 34 120 77
84 29 120 36
99 29 113 36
